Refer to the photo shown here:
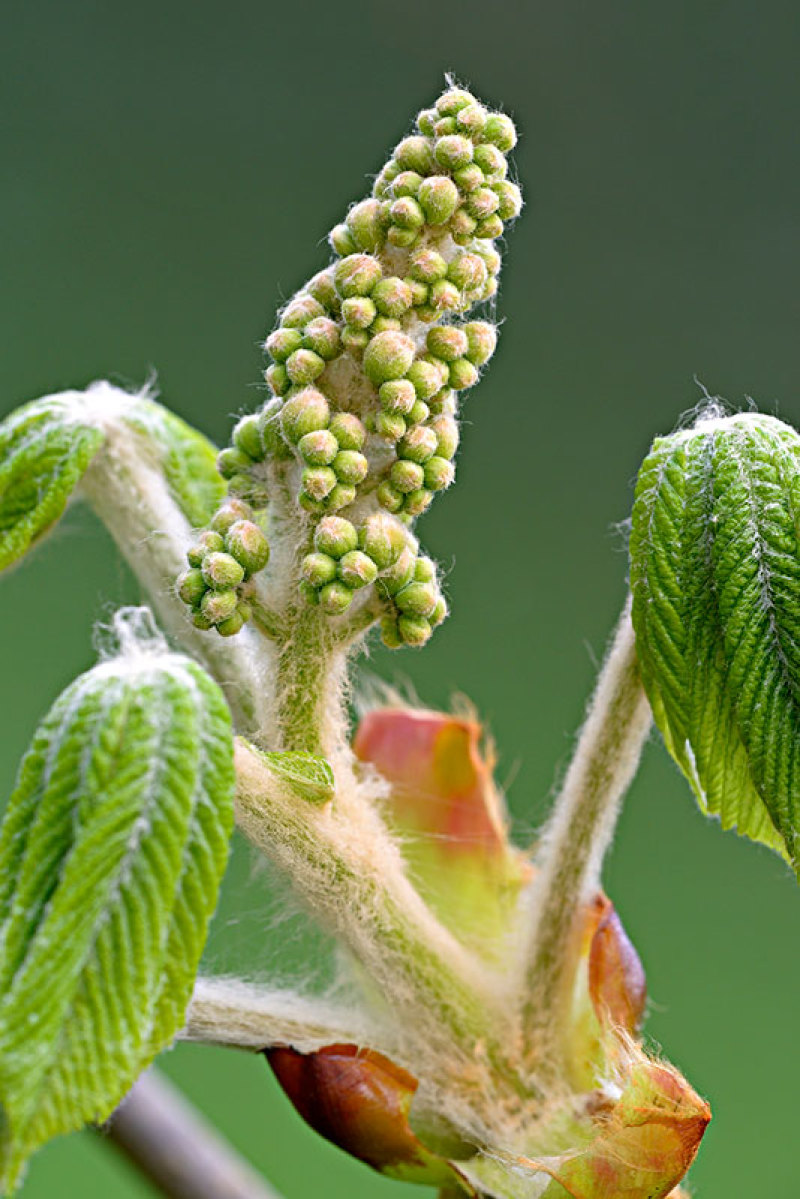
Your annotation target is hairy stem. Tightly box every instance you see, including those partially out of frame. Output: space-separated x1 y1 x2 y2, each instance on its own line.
273 603 346 756
521 597 651 1070
103 1069 283 1199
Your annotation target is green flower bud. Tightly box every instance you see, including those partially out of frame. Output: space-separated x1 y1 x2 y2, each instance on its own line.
389 196 425 231
328 412 366 451
299 428 339 466
434 116 457 137
302 466 338 501
315 515 358 558
372 276 413 318
330 223 358 256
392 170 423 196
363 330 415 383
210 501 252 535
426 325 469 362
226 474 263 506
406 358 447 400
374 411 407 442
217 447 253 479
430 280 463 313
466 186 501 220
407 399 430 425
334 254 382 298
403 488 434 516
379 545 416 593
393 136 434 175
430 415 460 459
281 388 330 442
416 108 438 136
475 215 504 240
436 88 476 116
448 252 488 293
492 180 523 221
187 530 226 566
225 520 270 575
265 362 290 396
390 459 425 493
473 143 507 178
395 580 438 617
232 414 266 462
299 492 327 515
406 277 429 306
301 551 338 587
216 609 247 637
342 295 377 329
286 348 326 386
428 389 457 417
380 615 404 649
474 243 503 275
338 550 378 589
448 209 478 242
455 103 488 138
413 556 436 583
192 609 214 631
386 225 419 249
453 163 485 193
237 600 252 623
341 326 370 354
464 320 497 365
410 248 448 283
318 581 354 615
429 595 448 626
398 425 438 464
307 268 340 312
360 512 408 569
333 450 368 485
346 198 388 252
448 358 480 390
201 588 239 624
371 316 402 335
417 176 460 225
376 480 405 513
303 316 341 360
434 135 474 171
398 615 433 646
423 455 455 491
323 482 357 511
202 551 245 590
177 567 207 607
484 112 517 152
379 378 416 415
373 161 400 196
266 327 304 362
282 295 326 329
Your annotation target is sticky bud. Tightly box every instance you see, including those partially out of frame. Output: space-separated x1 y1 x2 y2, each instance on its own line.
363 331 416 384
417 176 460 225
315 516 358 558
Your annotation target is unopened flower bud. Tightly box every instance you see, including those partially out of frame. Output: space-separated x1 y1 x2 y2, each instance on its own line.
371 316 402 334
475 215 504 240
395 580 438 617
328 412 366 451
453 163 485 193
281 389 330 442
333 450 368 485
372 276 413 318
225 520 270 575
282 295 326 329
286 348 326 385
436 88 476 116
406 278 429 306
416 108 438 136
428 389 457 416
374 411 407 442
266 327 303 362
338 550 378 589
324 482 357 511
484 112 517 151
210 501 252 535
390 459 425 493
386 226 419 249
330 223 358 256
187 530 226 566
406 358 447 400
393 136 434 175
315 516 358 558
423 456 455 491
334 254 383 298
434 116 457 137
380 615 404 649
410 248 448 283
318 581 354 615
232 414 266 461
177 567 207 607
265 363 290 396
363 330 415 384
379 379 416 415
302 466 338 502
450 212 479 246
302 552 338 587
429 595 448 626
376 480 405 513
299 429 339 466
403 488 433 516
456 103 488 138
417 176 460 225
360 513 408 569
464 320 497 365
398 614 433 646
407 399 430 425
380 546 416 593
341 327 370 354
192 610 214 631
303 317 341 360
448 358 480 390
346 198 388 252
389 196 425 230
427 326 469 362
398 425 438 464
307 269 340 311
217 447 253 479
492 180 523 221
466 186 501 220
430 280 462 312
202 551 245 590
373 161 400 195
430 415 460 459
434 135 474 171
201 588 239 624
216 608 247 637
342 295 377 330
473 143 507 178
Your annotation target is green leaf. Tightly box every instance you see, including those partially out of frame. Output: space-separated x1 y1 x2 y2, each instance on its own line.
0 614 235 1188
0 384 224 575
257 749 335 805
630 410 800 874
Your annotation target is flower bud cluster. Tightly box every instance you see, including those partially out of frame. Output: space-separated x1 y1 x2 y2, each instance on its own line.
177 498 269 636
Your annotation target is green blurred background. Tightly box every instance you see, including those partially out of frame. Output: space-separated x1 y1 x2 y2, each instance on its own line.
2 1 799 1194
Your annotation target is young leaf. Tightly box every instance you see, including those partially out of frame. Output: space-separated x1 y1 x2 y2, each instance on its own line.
257 749 335 805
630 410 800 874
0 384 224 575
0 616 234 1189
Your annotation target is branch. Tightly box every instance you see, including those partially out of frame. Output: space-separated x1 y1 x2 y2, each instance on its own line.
103 1068 284 1199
